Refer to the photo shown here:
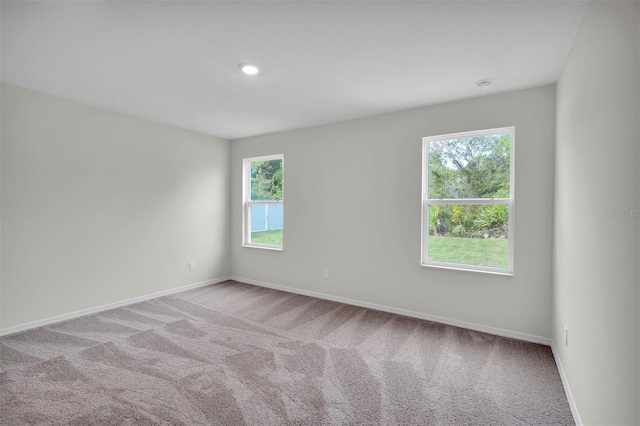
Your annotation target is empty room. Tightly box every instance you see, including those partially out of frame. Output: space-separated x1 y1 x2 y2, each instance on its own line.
1 1 638 425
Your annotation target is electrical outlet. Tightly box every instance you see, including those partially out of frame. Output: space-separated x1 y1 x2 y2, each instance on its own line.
189 261 195 271
323 268 329 279
564 326 568 346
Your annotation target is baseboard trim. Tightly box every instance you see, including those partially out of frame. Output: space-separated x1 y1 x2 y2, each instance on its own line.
230 276 551 346
0 276 232 337
550 341 582 426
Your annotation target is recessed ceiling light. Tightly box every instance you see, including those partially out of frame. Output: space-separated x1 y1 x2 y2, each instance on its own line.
476 79 492 90
240 64 259 75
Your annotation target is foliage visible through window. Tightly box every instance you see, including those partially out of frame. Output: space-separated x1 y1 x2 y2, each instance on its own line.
243 155 284 249
422 128 514 274
251 159 283 201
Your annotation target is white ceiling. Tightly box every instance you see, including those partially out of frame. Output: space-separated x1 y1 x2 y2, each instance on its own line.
1 1 586 140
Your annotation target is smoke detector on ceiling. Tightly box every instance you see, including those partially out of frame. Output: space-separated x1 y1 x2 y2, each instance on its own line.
476 79 492 90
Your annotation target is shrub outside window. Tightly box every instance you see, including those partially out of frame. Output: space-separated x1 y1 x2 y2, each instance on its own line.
243 154 284 250
421 127 514 274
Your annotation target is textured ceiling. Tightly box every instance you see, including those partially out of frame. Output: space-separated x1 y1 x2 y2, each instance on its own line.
1 1 586 140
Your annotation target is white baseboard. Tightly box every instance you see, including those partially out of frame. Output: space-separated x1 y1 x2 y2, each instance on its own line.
550 341 582 426
0 276 232 337
230 276 551 346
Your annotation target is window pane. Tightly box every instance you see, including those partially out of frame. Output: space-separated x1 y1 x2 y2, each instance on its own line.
251 159 283 201
428 133 511 199
427 204 509 269
250 203 283 246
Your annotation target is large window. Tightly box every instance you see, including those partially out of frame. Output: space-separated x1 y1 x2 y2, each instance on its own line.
422 127 514 274
243 154 284 250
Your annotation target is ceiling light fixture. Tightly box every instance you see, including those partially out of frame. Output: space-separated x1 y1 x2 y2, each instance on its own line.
240 64 259 75
476 79 492 90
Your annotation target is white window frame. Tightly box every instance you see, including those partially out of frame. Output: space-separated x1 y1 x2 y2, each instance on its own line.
421 127 514 275
242 154 284 250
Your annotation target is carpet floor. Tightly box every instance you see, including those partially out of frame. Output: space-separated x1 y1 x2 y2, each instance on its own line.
0 280 574 425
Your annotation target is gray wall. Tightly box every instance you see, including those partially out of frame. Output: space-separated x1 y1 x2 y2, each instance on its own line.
231 85 556 340
554 1 640 425
0 83 231 329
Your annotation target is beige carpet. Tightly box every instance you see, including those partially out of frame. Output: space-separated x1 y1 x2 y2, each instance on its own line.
1 280 574 425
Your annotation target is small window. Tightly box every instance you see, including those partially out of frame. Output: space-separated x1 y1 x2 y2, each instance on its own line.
421 127 514 274
243 154 284 250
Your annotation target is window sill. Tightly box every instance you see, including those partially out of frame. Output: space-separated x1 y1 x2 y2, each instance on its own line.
242 244 283 251
421 262 513 276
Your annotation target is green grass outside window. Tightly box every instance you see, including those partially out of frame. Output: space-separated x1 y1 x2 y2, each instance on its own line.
428 236 508 268
251 229 283 246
